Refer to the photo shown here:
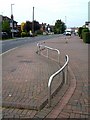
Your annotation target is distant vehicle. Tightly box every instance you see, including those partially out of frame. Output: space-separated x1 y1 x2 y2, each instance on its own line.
65 29 72 36
74 29 78 36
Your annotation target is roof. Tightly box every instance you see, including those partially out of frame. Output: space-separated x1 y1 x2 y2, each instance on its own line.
2 15 18 23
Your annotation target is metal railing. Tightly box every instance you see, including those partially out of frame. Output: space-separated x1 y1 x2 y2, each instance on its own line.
36 42 69 107
37 42 60 64
48 55 69 107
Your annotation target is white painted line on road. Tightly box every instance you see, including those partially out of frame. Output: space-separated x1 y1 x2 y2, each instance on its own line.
0 47 18 56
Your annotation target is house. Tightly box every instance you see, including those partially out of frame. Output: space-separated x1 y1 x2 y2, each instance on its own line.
2 15 18 37
85 21 90 30
71 27 78 33
40 23 54 35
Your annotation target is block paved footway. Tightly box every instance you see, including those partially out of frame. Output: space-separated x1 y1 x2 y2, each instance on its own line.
2 42 60 110
42 35 89 119
2 35 89 119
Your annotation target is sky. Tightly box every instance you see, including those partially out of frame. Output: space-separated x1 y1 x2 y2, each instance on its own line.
0 0 89 27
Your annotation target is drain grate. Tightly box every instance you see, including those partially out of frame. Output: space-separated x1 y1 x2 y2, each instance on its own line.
19 60 32 63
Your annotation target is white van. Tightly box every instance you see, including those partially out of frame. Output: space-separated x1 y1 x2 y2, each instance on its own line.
65 29 72 36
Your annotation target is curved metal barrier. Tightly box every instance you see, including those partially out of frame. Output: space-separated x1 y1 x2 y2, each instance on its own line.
48 55 69 107
36 42 69 107
37 42 60 64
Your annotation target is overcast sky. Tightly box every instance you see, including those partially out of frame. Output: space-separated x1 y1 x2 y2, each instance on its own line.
0 0 89 27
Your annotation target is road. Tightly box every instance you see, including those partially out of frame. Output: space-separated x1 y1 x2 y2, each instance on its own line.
1 34 61 53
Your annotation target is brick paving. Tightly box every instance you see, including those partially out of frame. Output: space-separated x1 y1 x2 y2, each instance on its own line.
1 35 89 119
41 35 89 119
2 42 61 110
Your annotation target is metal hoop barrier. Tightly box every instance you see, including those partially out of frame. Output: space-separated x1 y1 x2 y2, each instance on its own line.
36 42 69 107
37 42 60 64
48 55 69 107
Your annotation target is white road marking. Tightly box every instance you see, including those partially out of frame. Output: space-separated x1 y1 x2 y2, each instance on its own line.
0 47 18 56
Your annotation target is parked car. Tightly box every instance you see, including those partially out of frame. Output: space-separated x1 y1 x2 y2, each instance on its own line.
2 32 8 39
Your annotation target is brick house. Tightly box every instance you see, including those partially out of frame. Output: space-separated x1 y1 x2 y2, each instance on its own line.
2 15 18 37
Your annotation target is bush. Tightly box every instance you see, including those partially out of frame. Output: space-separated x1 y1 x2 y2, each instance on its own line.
15 32 21 37
21 32 27 37
82 32 90 43
36 30 43 35
82 28 89 33
82 28 89 39
78 27 83 38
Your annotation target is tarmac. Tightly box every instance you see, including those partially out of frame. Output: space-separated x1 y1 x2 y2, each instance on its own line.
2 35 89 119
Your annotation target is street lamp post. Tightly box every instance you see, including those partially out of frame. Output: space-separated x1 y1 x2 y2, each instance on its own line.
11 4 14 38
32 6 34 36
65 16 67 28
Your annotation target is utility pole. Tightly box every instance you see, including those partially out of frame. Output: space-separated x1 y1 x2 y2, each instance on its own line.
0 15 2 40
32 6 34 36
88 1 90 21
11 4 14 38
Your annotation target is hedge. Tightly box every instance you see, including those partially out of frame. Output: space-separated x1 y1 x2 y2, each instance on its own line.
82 28 89 33
78 27 83 38
82 28 89 40
82 32 90 43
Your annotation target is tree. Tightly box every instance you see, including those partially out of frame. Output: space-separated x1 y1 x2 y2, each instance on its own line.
23 20 40 33
24 21 32 33
2 20 10 34
21 22 26 32
21 20 41 37
54 19 66 34
34 20 40 31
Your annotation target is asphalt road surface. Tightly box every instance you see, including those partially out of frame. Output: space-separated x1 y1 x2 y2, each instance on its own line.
1 34 62 54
